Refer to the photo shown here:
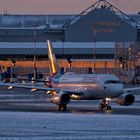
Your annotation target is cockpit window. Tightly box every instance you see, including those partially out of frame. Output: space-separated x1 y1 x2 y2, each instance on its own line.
104 80 121 84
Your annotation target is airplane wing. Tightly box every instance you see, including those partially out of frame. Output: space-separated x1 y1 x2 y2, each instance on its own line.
124 86 140 95
0 82 82 95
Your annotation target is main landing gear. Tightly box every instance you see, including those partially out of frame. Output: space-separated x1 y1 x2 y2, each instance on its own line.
99 98 112 111
57 104 67 111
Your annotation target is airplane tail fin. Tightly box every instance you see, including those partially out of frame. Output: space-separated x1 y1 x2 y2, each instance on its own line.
47 40 60 77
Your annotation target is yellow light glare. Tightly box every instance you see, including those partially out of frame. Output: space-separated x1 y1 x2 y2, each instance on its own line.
8 86 13 90
71 94 81 100
46 91 51 94
30 88 37 92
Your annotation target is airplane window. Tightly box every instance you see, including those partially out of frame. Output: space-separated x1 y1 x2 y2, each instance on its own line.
104 80 121 84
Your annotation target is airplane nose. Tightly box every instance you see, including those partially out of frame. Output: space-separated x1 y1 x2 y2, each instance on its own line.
111 84 123 93
104 84 123 96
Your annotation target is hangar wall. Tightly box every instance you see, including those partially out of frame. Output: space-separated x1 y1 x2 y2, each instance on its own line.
65 8 137 42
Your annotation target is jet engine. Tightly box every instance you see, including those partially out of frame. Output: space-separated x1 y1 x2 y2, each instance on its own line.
50 92 70 105
116 93 135 106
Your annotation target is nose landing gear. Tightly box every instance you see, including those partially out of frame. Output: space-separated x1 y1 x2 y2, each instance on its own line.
57 104 67 111
99 98 111 111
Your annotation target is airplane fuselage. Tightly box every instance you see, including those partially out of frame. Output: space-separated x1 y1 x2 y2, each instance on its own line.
52 73 124 100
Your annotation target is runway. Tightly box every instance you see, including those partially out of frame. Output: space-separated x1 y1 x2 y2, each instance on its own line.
0 87 140 139
0 89 140 115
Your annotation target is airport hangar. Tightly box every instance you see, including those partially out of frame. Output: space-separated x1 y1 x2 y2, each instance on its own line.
0 0 140 76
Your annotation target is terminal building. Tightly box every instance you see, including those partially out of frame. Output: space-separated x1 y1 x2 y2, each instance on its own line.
0 0 140 77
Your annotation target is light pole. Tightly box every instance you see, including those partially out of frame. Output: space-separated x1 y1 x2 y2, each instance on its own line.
33 24 37 80
10 59 16 82
93 25 96 73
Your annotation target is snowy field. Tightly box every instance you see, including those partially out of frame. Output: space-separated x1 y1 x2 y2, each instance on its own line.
0 112 139 140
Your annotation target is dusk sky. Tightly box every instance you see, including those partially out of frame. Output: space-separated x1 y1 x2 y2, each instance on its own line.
0 0 140 15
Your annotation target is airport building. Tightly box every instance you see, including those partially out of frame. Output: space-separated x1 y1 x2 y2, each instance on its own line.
0 0 140 77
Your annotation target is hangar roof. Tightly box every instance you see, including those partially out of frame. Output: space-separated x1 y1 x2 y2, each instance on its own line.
0 15 74 29
0 14 139 29
0 42 115 55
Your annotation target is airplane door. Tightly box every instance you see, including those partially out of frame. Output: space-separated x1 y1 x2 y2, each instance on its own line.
104 83 112 96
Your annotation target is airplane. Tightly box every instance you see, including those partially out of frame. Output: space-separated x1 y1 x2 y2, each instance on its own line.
0 40 138 111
